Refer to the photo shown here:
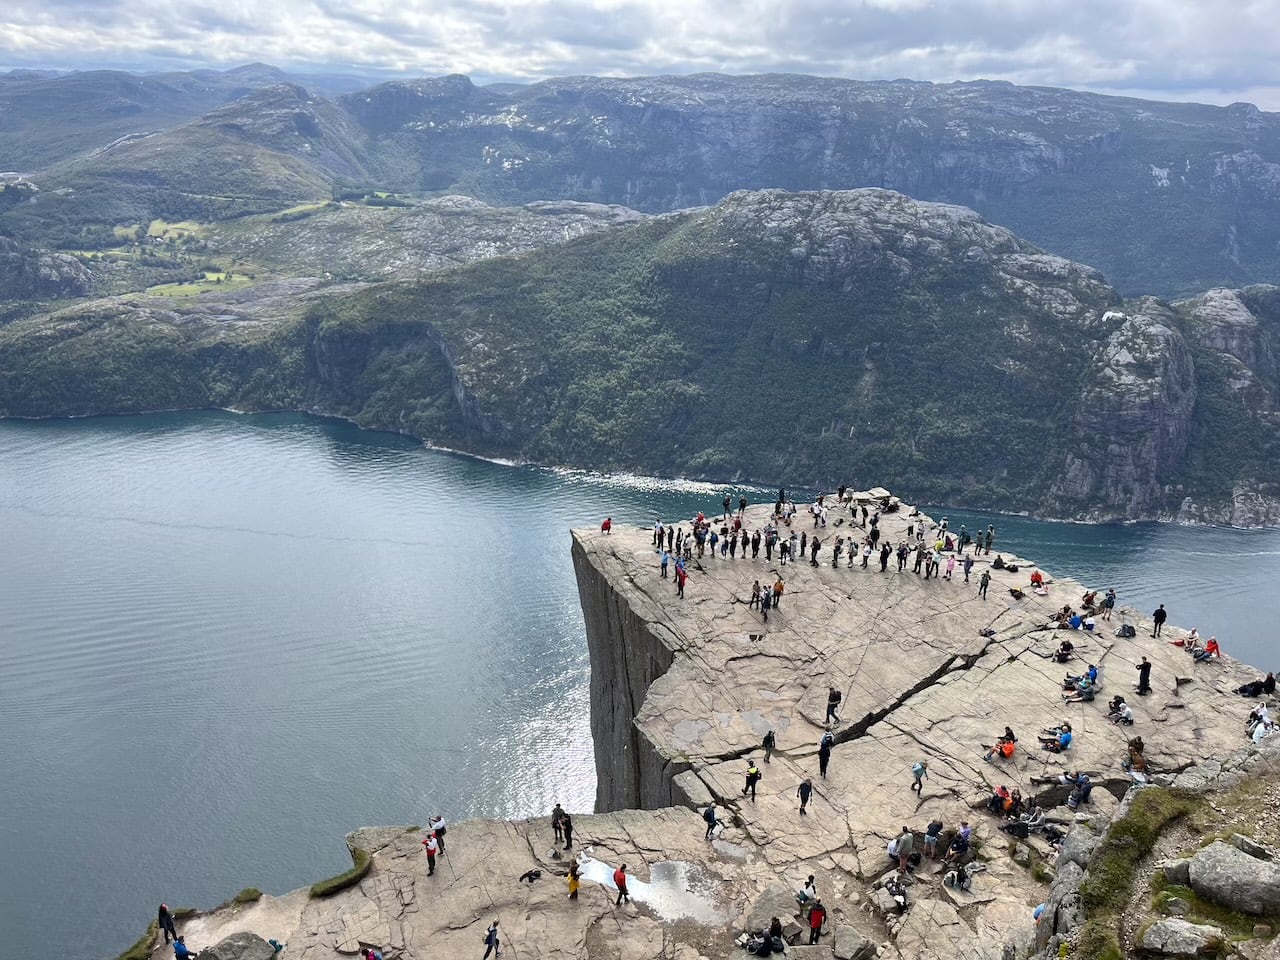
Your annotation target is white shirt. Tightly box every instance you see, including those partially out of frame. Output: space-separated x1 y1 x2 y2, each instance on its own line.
431 816 447 831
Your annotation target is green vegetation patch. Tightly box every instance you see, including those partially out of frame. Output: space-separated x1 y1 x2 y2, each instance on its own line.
113 920 158 960
233 887 263 904
146 272 251 298
309 845 371 898
1078 788 1205 959
1152 882 1264 940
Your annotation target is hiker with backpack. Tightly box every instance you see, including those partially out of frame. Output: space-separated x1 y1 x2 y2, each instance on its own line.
703 802 719 840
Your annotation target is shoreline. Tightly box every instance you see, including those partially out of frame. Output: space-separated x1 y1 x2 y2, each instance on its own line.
3 406 1275 530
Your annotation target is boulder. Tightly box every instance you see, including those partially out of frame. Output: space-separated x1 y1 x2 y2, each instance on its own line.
745 881 800 932
1233 834 1272 860
200 932 277 960
1139 918 1225 957
1057 826 1101 869
831 923 876 960
1189 840 1280 915
1164 897 1190 916
1164 859 1192 885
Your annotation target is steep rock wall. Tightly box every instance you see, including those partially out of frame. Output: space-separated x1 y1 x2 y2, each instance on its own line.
571 533 689 812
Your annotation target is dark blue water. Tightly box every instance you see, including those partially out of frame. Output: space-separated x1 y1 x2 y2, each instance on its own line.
0 412 1274 958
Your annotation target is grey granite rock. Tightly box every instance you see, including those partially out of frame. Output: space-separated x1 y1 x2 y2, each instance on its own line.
1189 840 1280 915
1139 918 1225 957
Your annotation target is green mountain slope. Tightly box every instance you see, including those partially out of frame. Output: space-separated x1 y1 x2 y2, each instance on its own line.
10 187 1280 522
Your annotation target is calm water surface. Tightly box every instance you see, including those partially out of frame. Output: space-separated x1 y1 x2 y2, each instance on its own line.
0 412 1275 957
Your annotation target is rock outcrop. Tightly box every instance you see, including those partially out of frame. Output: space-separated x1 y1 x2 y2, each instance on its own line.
132 493 1268 960
0 236 93 301
1139 918 1226 958
1187 840 1280 916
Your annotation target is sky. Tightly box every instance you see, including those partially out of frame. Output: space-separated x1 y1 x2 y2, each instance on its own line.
3 0 1280 109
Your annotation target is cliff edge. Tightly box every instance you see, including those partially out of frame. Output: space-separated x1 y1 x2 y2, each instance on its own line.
134 491 1267 960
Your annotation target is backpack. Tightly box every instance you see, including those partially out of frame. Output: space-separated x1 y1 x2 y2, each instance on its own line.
703 806 717 824
821 733 834 749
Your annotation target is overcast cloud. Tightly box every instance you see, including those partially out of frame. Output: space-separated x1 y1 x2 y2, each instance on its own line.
3 0 1280 108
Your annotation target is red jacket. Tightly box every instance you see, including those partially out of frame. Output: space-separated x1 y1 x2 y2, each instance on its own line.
808 904 826 929
613 868 627 889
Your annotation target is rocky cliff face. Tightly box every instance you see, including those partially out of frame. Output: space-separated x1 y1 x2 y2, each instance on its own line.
1050 303 1197 519
328 73 1280 296
0 236 93 301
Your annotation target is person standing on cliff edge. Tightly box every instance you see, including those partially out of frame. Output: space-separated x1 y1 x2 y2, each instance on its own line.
422 833 439 875
561 813 574 850
158 904 178 945
551 803 565 843
1152 604 1168 637
1136 656 1153 695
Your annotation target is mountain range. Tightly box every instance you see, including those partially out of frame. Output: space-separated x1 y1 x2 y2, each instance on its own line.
3 66 1280 523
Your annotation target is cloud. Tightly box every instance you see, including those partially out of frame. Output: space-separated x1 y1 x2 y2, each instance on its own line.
1 0 1278 108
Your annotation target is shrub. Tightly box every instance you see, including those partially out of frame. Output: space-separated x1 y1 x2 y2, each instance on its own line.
113 921 158 960
233 887 263 904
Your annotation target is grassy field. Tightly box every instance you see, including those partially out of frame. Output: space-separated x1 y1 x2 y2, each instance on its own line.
146 271 252 298
146 219 203 240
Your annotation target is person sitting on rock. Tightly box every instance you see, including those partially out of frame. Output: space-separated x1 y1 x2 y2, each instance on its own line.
1121 739 1147 775
1107 696 1134 725
1030 569 1045 589
942 831 970 866
1081 590 1098 612
1193 636 1222 663
983 727 1017 763
796 875 817 905
1062 675 1096 703
1053 638 1075 663
1039 722 1072 752
173 937 198 960
986 784 1012 814
1248 703 1270 739
1064 663 1098 688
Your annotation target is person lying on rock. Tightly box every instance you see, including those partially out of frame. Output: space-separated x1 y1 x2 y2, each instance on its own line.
173 937 198 959
1237 672 1277 697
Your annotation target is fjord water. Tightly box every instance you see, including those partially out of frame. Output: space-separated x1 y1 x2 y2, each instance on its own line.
1 413 1276 958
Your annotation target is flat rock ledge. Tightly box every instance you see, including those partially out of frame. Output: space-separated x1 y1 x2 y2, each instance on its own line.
145 491 1265 960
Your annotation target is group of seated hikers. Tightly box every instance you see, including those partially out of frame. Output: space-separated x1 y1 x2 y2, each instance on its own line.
1106 694 1134 725
1051 604 1096 631
1038 720 1073 752
1062 663 1101 703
